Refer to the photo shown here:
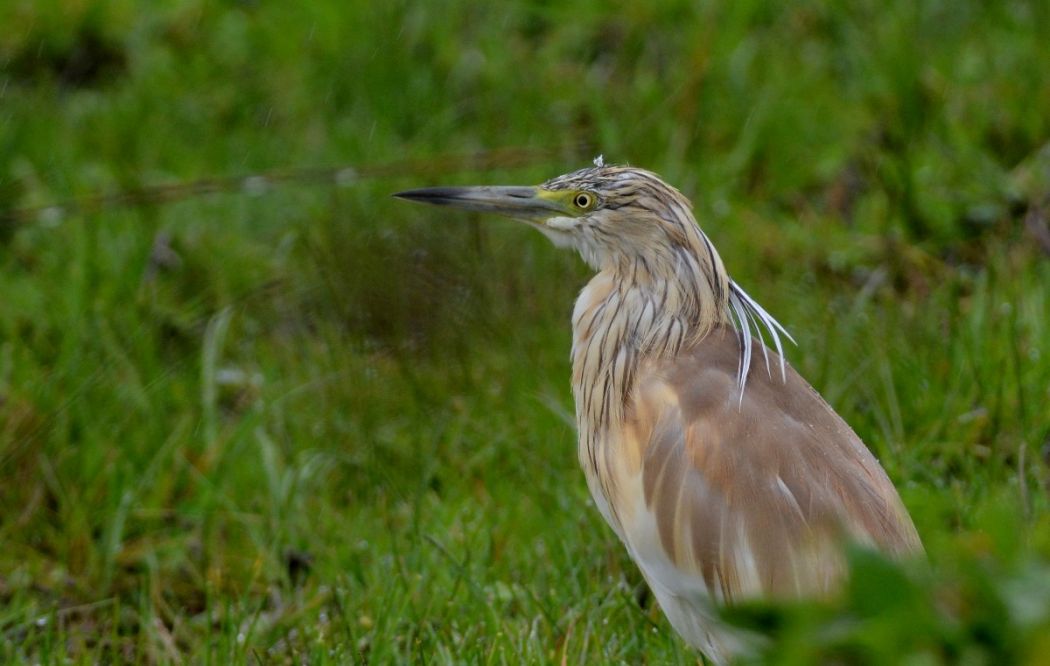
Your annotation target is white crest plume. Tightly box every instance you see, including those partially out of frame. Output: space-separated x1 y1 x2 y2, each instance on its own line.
593 154 604 167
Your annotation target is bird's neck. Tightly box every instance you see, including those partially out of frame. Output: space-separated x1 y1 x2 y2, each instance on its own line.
570 252 730 439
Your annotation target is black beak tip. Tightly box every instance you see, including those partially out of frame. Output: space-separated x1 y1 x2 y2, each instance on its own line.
392 187 455 205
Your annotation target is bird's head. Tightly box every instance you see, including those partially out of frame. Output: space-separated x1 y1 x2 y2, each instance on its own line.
396 160 794 388
395 162 712 273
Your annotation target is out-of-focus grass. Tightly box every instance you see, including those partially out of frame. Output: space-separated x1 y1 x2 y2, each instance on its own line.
1 0 1048 663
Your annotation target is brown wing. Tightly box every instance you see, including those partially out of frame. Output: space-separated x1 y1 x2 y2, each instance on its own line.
620 325 922 604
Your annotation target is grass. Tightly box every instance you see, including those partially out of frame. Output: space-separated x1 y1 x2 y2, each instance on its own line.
1 0 1049 663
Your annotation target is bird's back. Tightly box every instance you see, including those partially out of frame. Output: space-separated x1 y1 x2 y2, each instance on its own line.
596 325 921 660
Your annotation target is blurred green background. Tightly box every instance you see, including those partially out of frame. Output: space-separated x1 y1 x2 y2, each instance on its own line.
1 0 1049 663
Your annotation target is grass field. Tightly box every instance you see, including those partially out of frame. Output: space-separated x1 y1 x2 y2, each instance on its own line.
2 1 1049 663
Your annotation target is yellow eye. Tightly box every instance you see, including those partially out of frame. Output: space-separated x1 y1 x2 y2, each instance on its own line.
574 192 594 209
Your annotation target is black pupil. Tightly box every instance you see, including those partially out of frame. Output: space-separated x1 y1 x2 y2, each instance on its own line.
576 194 589 207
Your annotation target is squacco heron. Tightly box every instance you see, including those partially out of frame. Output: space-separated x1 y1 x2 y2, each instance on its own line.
395 160 922 663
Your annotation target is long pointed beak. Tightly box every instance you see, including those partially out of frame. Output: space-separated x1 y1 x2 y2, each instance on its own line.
393 186 565 221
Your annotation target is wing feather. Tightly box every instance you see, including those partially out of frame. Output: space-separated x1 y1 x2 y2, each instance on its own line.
622 325 921 606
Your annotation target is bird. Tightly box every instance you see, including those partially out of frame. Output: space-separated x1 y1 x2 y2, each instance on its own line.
395 159 922 663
